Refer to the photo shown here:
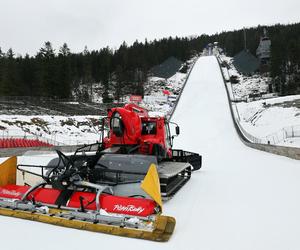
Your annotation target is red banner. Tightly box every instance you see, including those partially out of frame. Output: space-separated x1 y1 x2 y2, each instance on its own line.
130 95 142 102
162 90 171 95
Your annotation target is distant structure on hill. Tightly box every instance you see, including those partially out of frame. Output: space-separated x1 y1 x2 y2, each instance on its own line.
150 56 183 79
232 28 260 75
233 50 259 75
256 28 271 72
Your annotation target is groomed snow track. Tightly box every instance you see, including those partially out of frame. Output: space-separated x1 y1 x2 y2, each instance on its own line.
1 56 300 250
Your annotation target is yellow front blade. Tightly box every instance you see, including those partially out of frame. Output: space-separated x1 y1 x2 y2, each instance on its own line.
0 156 17 186
140 163 163 210
0 207 176 242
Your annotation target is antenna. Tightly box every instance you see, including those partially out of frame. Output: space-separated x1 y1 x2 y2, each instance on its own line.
243 27 247 50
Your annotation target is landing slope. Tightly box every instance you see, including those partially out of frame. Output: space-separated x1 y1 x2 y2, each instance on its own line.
1 56 300 250
171 56 300 250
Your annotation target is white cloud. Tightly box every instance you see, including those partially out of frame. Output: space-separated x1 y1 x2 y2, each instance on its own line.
0 0 299 55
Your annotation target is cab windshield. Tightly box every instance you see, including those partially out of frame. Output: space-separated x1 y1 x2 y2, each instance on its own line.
142 121 157 135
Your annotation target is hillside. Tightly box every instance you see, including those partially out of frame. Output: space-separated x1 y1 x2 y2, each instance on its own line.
220 54 300 147
0 58 194 146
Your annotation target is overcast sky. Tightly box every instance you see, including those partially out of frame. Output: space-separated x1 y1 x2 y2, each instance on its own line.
0 0 299 56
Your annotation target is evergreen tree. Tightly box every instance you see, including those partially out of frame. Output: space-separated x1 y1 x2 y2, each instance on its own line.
36 41 58 97
58 43 72 98
0 47 4 93
114 64 125 101
19 54 36 95
1 48 20 95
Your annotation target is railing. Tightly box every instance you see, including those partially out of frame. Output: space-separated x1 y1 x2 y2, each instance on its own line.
0 129 102 146
216 55 253 143
169 56 199 120
265 125 300 145
53 138 99 146
231 104 261 144
0 129 65 146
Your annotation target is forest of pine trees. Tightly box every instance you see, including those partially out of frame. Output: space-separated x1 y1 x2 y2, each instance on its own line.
0 22 299 101
0 37 203 101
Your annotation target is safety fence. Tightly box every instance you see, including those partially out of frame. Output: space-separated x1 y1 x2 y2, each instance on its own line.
224 73 264 144
0 128 98 156
0 129 99 147
0 129 64 146
265 125 300 145
216 55 255 143
0 138 53 148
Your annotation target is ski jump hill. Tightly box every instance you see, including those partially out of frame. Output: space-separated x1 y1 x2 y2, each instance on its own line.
1 56 300 250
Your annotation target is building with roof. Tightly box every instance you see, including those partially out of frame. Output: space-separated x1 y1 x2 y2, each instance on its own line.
233 50 259 75
150 57 183 79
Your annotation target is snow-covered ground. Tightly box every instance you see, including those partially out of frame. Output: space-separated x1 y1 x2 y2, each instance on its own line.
2 56 300 250
220 55 300 147
142 57 197 116
0 115 102 145
221 55 270 100
0 58 195 145
237 95 300 144
142 72 184 116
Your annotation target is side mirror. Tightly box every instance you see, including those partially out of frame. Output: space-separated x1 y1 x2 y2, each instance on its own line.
175 126 180 136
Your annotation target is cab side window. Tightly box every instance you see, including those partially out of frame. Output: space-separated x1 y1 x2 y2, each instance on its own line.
164 123 172 148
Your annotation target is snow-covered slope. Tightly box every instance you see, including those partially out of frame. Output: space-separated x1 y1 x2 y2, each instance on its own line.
237 95 300 145
1 56 300 250
219 54 300 147
219 55 270 100
0 115 101 145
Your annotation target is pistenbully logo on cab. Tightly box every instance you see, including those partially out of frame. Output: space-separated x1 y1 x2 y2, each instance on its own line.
113 204 145 214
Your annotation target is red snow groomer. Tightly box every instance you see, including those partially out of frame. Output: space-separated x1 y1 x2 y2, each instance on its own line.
0 104 201 241
101 103 202 198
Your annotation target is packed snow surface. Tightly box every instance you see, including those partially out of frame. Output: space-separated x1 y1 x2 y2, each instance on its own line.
1 56 300 250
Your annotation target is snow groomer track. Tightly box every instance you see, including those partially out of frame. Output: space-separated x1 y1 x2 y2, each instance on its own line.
1 56 300 250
